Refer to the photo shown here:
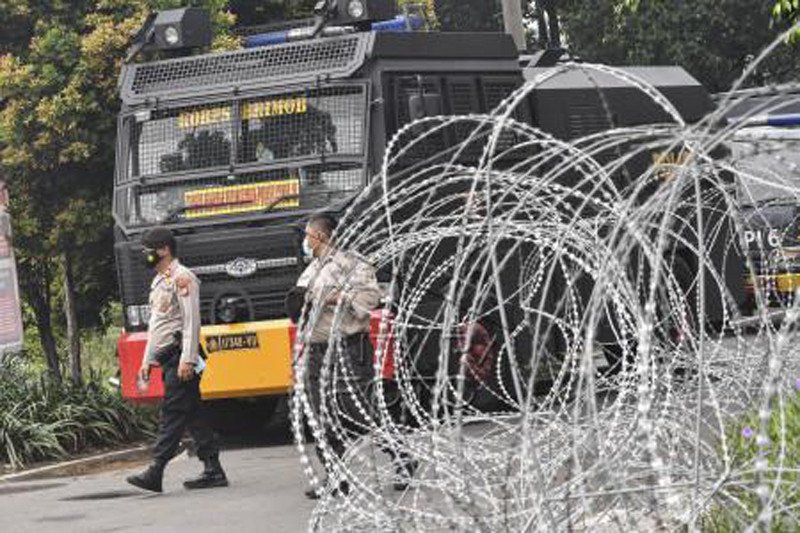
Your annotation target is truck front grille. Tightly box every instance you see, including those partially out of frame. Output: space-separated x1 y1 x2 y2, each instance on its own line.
116 225 305 328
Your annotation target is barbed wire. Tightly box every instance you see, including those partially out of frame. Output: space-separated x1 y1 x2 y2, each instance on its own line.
291 28 800 532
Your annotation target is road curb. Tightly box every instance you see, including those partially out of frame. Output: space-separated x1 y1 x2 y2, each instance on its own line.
0 445 152 483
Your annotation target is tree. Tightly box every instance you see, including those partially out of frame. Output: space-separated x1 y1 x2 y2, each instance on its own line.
227 0 437 28
0 0 235 382
773 0 800 43
556 0 800 92
433 0 503 32
229 0 315 27
398 0 437 24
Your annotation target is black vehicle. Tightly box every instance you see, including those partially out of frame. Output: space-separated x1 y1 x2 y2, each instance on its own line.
723 90 800 311
112 2 743 412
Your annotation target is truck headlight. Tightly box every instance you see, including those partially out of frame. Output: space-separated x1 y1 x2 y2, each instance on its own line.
126 306 140 327
126 305 151 328
164 26 180 46
347 0 366 18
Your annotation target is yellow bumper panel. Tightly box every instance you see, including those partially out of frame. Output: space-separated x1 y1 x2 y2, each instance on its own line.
199 319 293 400
777 273 800 293
748 273 800 294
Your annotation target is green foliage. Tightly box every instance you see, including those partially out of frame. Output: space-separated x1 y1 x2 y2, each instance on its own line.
702 393 800 530
227 0 436 28
229 0 316 26
398 0 438 26
0 1 236 377
0 359 156 470
433 0 502 32
558 0 800 92
80 301 124 381
773 0 800 43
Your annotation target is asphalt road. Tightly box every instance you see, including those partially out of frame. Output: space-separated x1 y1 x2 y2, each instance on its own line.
0 443 315 533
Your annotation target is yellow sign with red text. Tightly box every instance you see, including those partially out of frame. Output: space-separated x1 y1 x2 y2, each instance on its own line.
184 179 300 219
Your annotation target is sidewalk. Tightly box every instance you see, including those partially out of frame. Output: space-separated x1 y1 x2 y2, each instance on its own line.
0 445 314 533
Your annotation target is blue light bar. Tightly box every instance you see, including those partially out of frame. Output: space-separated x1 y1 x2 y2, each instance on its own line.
727 113 800 128
767 114 800 127
244 15 424 49
246 31 289 47
372 14 425 32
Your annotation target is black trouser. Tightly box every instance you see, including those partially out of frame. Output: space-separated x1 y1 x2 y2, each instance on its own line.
153 346 219 467
306 332 409 475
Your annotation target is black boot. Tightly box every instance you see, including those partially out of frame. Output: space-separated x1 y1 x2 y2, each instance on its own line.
126 463 164 493
183 455 228 489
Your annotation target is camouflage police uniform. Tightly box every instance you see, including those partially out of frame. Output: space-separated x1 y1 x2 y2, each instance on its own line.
297 249 414 490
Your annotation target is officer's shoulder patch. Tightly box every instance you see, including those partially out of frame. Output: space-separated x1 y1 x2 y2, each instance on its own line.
175 272 194 296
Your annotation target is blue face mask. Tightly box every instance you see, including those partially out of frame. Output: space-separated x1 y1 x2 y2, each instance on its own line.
302 238 314 258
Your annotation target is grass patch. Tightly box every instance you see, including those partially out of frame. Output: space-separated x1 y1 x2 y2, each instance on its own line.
702 392 800 531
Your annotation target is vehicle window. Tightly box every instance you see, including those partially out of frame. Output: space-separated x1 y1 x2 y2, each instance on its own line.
731 132 800 206
237 85 366 165
131 103 235 178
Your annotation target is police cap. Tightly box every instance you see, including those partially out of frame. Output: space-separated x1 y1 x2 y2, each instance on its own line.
141 226 177 254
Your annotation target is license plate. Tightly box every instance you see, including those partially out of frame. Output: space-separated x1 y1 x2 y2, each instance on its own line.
205 333 260 353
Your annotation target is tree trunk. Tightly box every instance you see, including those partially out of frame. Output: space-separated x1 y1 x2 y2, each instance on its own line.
26 268 61 383
63 253 82 385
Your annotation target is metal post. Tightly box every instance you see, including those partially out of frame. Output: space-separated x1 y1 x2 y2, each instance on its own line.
501 0 526 52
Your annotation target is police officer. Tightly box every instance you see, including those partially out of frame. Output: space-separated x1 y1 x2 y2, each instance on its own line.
291 213 415 499
126 227 228 493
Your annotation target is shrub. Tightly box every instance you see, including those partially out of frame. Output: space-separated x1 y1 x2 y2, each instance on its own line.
0 360 157 470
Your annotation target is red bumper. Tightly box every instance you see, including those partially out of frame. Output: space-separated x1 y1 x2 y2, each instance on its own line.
118 331 164 404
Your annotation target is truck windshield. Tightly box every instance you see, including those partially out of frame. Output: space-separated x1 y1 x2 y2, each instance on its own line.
731 131 800 206
114 84 367 227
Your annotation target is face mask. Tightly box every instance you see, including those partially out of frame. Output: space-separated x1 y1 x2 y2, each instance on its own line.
144 249 160 269
302 238 314 258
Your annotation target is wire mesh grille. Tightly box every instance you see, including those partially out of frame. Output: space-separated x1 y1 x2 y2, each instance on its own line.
392 78 447 164
448 77 488 160
732 138 800 205
483 79 523 150
123 35 365 102
117 163 363 227
125 84 367 180
132 103 235 178
238 86 366 165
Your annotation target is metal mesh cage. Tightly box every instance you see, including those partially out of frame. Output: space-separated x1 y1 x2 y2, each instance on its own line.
238 86 366 165
132 103 235 178
121 34 368 104
483 77 524 150
123 84 367 181
117 163 363 227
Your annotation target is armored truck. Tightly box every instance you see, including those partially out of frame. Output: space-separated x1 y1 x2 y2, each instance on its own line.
113 3 741 419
